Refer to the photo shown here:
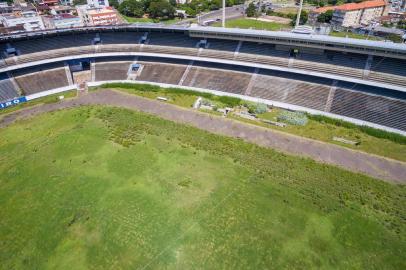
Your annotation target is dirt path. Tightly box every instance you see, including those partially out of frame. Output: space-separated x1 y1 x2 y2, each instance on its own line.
1 89 405 184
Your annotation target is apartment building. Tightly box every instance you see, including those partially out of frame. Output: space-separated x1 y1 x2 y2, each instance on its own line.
332 0 387 28
310 0 388 28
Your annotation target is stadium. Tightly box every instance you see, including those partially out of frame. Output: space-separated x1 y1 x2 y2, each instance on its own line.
0 25 405 269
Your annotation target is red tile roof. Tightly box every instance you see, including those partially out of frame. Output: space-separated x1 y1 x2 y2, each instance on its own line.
313 0 386 13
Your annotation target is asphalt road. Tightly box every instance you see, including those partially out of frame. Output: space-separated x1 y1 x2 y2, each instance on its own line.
1 89 405 184
198 5 245 25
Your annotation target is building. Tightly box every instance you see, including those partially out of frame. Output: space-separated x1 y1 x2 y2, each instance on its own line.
310 0 387 28
389 0 406 11
42 13 82 29
77 5 118 26
59 0 74 5
0 2 13 14
87 0 109 8
0 10 45 31
50 5 76 16
39 0 59 6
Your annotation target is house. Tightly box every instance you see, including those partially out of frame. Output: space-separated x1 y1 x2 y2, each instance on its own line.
77 5 119 26
0 10 45 31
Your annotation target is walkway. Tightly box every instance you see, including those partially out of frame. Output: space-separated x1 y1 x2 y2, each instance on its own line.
1 89 405 184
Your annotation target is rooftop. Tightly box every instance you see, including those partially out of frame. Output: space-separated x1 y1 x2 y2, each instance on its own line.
313 0 386 13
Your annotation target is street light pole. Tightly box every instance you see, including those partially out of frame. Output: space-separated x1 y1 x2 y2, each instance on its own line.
295 0 304 28
222 0 226 28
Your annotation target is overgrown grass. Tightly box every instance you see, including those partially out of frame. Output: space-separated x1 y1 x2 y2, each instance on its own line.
330 31 381 41
99 83 242 107
0 106 404 269
123 15 180 25
308 114 406 145
97 84 406 161
212 18 291 31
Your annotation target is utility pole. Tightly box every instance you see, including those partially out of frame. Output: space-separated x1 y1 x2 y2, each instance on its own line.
295 0 304 28
222 0 226 27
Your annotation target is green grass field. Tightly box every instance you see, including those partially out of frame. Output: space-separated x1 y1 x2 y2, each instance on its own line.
213 18 291 31
330 31 381 41
0 106 405 269
123 15 180 25
94 84 406 162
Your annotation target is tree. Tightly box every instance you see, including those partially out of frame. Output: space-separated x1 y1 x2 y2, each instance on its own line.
169 0 177 7
119 0 144 17
386 34 403 43
246 2 256 17
72 0 87 5
317 10 333 23
291 10 308 26
109 0 120 8
148 0 176 19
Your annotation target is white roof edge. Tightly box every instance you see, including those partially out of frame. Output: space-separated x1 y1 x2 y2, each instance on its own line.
0 24 405 53
189 26 406 52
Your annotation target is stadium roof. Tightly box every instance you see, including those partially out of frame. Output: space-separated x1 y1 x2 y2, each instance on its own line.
189 26 406 53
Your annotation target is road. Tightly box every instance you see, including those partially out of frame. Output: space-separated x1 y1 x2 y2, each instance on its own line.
1 89 405 184
198 5 245 25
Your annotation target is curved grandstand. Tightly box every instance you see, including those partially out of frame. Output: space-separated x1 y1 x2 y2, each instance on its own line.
1 25 406 134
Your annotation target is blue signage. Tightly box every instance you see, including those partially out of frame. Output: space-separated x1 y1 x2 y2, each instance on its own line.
0 96 27 110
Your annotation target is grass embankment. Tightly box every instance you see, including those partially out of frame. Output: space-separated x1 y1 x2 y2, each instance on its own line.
0 90 76 116
123 15 180 25
97 83 406 161
213 18 290 31
330 31 381 41
0 106 405 269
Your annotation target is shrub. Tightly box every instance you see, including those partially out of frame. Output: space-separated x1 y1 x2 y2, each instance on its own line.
278 111 308 126
247 103 267 114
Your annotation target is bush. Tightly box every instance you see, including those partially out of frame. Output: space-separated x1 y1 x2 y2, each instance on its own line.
247 103 267 114
278 111 308 126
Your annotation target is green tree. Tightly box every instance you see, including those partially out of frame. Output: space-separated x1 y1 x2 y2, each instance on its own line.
291 10 308 26
72 0 87 5
148 0 176 19
119 0 144 17
246 2 256 17
317 10 333 23
169 0 177 7
109 0 120 8
386 34 403 43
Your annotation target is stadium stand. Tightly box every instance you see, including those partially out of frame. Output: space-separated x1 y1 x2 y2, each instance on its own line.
0 73 19 102
94 57 133 81
148 32 199 47
136 62 187 85
7 34 95 55
239 42 290 58
249 70 331 111
182 66 251 94
99 32 144 44
292 51 367 78
368 56 406 86
330 88 406 131
206 39 239 51
12 63 69 95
